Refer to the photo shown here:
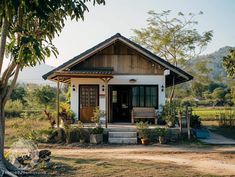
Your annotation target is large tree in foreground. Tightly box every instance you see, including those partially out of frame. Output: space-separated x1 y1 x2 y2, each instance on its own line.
0 1 105 176
132 10 213 101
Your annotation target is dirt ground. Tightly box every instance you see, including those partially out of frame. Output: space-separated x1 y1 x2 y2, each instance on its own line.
46 144 235 177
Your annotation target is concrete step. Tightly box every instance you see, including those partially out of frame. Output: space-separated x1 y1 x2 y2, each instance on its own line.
109 132 137 138
108 137 137 144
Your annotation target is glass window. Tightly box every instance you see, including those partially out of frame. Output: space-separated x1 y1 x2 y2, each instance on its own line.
132 86 158 108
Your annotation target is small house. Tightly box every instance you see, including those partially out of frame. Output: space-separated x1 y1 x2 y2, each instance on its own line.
43 33 193 124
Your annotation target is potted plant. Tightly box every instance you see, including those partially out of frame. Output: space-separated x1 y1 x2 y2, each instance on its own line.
162 101 179 127
155 127 168 144
90 126 104 144
91 107 105 127
136 122 150 145
140 129 150 145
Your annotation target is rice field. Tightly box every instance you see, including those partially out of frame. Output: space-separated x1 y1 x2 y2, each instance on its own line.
192 107 235 120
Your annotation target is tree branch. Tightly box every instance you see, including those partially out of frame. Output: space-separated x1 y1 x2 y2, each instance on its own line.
1 62 17 87
2 65 20 106
0 18 9 75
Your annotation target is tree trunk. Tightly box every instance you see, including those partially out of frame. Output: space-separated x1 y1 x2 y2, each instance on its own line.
0 92 19 177
169 76 175 102
0 18 9 75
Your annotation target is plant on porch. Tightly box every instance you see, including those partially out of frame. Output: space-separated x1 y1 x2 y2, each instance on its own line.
136 121 150 145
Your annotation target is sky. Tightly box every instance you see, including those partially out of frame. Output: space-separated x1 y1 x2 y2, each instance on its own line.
44 0 235 67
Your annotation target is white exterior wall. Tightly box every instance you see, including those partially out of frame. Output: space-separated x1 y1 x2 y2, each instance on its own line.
70 75 166 120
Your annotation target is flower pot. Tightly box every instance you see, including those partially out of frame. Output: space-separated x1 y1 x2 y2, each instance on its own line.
159 136 166 144
90 134 103 144
141 138 150 145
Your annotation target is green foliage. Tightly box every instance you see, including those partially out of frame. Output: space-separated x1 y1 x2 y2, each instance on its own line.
218 111 235 127
10 84 26 103
190 115 201 128
192 107 235 120
155 128 168 137
222 49 235 77
91 127 104 134
132 10 213 66
5 99 23 117
91 106 105 124
34 85 56 110
136 121 149 130
162 101 179 125
65 126 80 143
136 121 150 139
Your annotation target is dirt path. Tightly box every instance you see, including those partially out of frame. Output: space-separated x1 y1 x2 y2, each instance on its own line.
50 145 235 176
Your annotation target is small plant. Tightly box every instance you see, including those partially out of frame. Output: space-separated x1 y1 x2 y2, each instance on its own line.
155 127 168 144
90 126 104 144
136 121 149 130
91 107 105 126
91 126 104 134
155 128 168 137
136 122 150 145
77 121 84 128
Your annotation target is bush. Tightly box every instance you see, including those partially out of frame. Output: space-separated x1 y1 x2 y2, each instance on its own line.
190 115 201 128
90 127 104 134
162 101 180 126
155 128 168 137
65 126 80 143
5 99 23 117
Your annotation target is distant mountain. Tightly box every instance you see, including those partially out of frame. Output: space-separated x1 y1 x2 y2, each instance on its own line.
189 46 235 83
18 63 55 85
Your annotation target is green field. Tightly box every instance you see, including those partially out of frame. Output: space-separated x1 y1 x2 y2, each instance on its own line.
192 107 235 120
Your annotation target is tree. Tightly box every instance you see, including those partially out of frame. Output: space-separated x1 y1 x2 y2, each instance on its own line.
0 1 105 176
132 10 213 101
223 49 235 77
10 84 26 103
34 85 56 111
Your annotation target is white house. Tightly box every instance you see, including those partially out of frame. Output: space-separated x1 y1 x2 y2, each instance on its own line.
43 33 193 124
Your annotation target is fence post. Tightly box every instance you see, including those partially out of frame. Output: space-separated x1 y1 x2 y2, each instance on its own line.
179 110 182 134
186 107 191 140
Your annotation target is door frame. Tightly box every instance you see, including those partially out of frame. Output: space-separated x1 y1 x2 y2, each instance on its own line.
109 84 159 123
109 85 132 123
78 84 99 122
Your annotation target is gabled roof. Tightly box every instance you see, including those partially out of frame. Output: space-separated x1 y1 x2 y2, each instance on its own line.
43 33 193 86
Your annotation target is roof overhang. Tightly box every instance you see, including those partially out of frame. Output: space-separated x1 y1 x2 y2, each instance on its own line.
43 33 193 86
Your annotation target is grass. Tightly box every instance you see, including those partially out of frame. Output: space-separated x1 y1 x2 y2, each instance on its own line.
192 107 235 120
40 156 217 177
5 118 50 147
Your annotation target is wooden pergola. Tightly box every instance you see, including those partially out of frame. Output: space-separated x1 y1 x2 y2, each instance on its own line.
52 70 113 128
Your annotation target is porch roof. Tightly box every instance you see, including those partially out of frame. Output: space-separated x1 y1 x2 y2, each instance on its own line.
43 33 193 86
51 68 113 84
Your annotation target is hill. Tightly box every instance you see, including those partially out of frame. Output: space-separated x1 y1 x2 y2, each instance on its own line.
18 63 55 85
189 46 235 83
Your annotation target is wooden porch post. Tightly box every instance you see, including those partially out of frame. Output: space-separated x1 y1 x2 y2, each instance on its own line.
105 79 108 128
56 77 60 128
100 77 112 129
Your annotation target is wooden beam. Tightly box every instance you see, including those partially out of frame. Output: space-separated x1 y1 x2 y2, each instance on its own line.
56 77 60 128
100 77 112 128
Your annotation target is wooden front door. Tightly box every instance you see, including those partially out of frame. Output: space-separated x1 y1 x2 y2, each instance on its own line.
79 85 99 122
